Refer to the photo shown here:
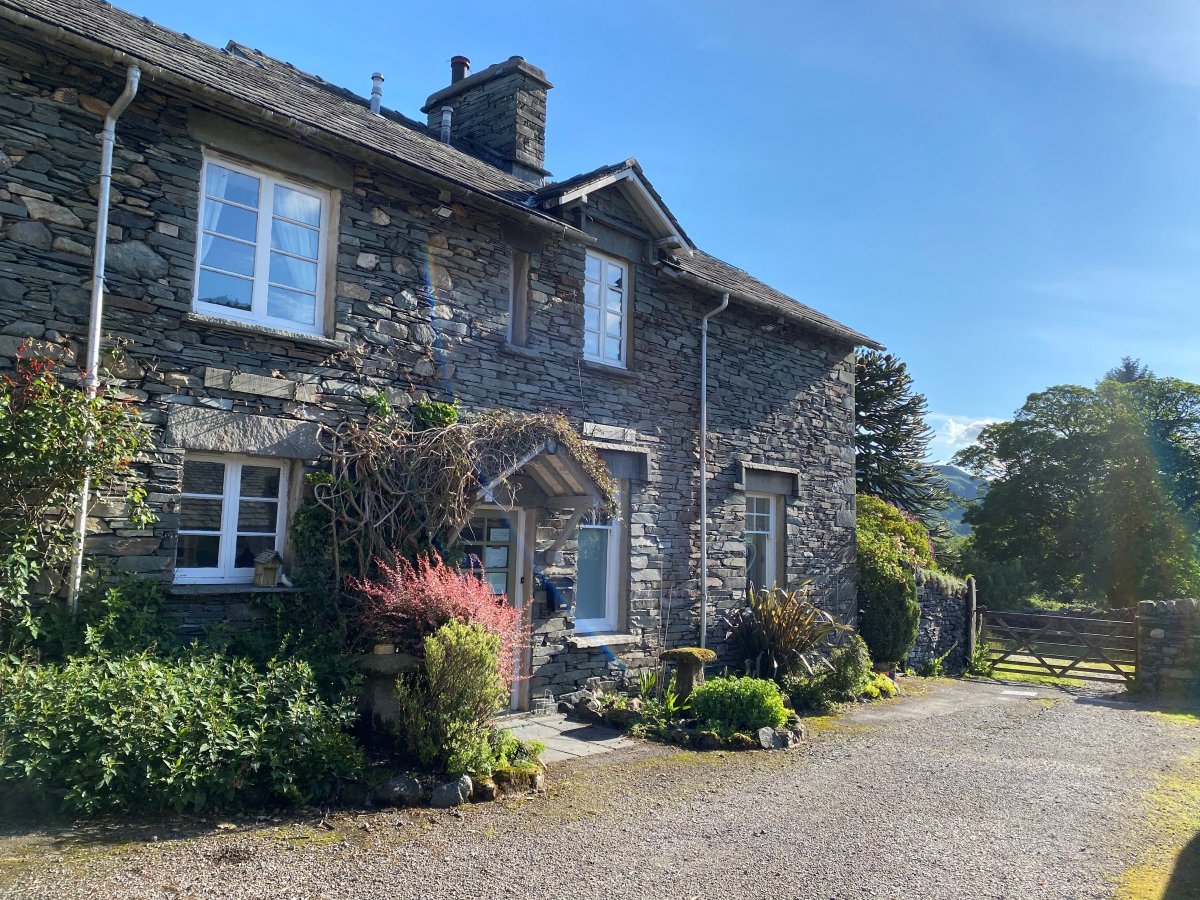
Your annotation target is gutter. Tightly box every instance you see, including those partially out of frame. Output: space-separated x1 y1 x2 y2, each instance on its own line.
657 259 884 351
0 6 595 248
68 63 141 611
698 292 729 649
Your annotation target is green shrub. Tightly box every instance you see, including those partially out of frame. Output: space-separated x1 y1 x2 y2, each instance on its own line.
860 671 898 700
0 653 362 814
784 672 833 713
858 549 921 665
28 573 174 662
392 620 509 776
918 643 957 677
825 635 873 701
689 676 788 736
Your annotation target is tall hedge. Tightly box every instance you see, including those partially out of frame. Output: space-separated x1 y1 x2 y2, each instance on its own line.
857 495 923 665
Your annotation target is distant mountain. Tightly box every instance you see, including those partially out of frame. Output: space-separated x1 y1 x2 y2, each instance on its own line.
932 463 987 535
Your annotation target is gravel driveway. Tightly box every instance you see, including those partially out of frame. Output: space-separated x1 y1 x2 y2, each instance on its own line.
1 678 1196 900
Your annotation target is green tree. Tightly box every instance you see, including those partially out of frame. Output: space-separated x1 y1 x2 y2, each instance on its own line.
955 374 1200 608
854 351 946 523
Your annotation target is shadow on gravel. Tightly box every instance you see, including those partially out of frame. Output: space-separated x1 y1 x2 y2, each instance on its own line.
0 806 326 851
1164 831 1200 899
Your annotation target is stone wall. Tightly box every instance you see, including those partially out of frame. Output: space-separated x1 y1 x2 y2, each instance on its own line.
0 26 858 703
1137 599 1200 698
904 571 970 673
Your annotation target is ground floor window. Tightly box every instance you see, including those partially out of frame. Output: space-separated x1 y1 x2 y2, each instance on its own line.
746 492 778 592
575 519 620 633
175 454 288 584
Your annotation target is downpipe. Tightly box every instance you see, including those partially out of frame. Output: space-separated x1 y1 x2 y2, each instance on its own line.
67 64 141 613
698 292 729 648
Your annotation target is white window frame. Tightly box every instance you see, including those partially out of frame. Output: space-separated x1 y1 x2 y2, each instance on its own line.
575 520 621 633
583 249 629 368
175 453 289 585
194 152 331 336
746 492 778 592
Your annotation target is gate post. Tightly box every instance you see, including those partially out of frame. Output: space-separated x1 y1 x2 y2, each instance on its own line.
965 576 978 665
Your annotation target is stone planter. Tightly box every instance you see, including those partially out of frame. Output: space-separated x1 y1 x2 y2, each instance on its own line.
660 646 717 701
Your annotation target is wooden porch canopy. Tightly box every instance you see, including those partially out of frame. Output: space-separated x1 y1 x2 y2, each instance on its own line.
475 437 609 563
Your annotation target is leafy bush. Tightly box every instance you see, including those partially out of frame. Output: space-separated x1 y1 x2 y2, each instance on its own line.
392 620 509 776
857 494 935 569
0 352 153 647
861 671 898 700
857 495 924 666
25 573 174 662
0 653 362 814
918 643 957 677
689 676 788 736
825 635 873 701
721 583 849 682
352 552 527 687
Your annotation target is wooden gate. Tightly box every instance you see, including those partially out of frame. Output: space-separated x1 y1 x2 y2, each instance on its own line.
981 609 1137 684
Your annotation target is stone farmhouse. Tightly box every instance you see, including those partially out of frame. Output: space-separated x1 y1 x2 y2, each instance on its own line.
0 0 879 705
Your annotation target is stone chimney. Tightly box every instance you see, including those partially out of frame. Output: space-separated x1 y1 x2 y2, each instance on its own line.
421 55 552 184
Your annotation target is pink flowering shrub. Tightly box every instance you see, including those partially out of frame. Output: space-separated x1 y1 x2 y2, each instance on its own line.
351 552 528 687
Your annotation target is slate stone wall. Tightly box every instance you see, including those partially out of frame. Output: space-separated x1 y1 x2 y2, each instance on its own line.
905 573 969 673
0 29 857 701
1137 599 1200 698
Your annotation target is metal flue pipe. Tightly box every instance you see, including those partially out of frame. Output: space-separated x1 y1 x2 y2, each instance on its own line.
68 64 141 611
698 292 729 648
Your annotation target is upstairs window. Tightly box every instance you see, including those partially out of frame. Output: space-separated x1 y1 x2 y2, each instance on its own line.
195 155 329 335
583 250 628 367
175 454 289 584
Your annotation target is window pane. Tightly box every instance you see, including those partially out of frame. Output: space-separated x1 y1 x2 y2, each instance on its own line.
273 185 321 226
583 331 599 357
267 286 316 325
197 269 252 310
606 263 624 290
240 465 281 498
606 288 623 312
584 305 599 332
271 218 319 259
237 500 278 532
180 498 223 531
177 534 220 569
575 527 610 622
269 252 318 292
206 164 260 208
183 459 225 494
605 311 623 338
604 340 622 362
583 280 600 309
747 532 769 591
585 253 601 281
485 572 509 596
233 535 275 569
200 234 255 277
203 200 257 242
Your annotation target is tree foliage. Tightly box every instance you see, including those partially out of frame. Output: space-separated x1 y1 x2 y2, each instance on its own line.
855 494 925 665
855 351 946 522
955 373 1200 608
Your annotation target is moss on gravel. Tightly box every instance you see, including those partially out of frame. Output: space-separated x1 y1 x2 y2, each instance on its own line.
1116 748 1200 899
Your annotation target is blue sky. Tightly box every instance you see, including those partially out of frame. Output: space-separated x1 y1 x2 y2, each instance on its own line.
121 0 1200 460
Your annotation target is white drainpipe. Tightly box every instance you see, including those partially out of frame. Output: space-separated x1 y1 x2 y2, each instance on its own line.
698 292 729 648
68 64 141 612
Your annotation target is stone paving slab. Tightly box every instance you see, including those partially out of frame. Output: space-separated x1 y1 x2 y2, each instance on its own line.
496 712 634 763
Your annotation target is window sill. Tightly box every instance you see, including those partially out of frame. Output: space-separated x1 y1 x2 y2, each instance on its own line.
568 632 640 649
500 340 541 359
579 358 639 381
184 312 345 351
169 583 305 597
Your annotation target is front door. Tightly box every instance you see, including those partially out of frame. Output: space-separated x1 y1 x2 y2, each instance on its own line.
461 508 526 708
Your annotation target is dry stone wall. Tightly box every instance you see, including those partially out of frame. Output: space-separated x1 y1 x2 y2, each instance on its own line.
0 29 857 700
1137 599 1200 698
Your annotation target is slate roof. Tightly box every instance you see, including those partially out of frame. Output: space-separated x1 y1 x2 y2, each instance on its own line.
0 0 880 349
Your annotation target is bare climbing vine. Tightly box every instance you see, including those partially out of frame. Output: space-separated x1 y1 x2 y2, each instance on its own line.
309 405 617 580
